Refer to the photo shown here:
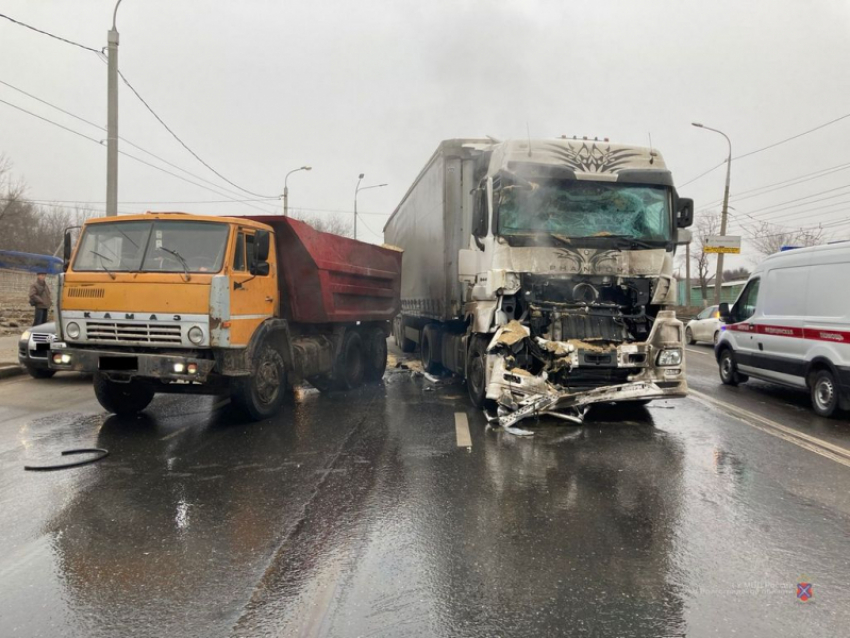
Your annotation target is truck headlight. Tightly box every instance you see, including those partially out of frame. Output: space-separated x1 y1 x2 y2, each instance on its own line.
66 322 81 339
187 326 204 345
657 348 682 366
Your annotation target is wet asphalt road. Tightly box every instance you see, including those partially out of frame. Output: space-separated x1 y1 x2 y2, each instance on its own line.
1 344 849 637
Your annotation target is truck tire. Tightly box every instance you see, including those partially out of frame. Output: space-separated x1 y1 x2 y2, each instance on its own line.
232 342 286 420
420 324 442 374
93 373 155 415
333 330 365 390
394 316 415 353
466 335 490 408
363 328 388 383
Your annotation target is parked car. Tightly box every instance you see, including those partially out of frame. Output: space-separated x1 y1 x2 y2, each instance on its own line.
716 242 850 417
685 305 723 345
18 322 57 379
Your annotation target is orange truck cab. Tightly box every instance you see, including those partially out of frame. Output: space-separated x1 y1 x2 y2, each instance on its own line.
51 212 402 419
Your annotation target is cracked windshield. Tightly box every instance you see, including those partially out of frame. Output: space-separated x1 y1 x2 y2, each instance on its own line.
499 181 671 241
73 220 229 273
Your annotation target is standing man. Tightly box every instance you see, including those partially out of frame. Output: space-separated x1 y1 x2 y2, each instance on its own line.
29 272 51 326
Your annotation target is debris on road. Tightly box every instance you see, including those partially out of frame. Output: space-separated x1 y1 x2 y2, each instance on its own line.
24 448 109 471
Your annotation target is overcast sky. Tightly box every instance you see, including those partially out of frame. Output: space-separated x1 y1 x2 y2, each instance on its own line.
2 0 849 265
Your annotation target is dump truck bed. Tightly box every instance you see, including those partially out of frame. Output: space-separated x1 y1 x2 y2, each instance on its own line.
243 216 402 324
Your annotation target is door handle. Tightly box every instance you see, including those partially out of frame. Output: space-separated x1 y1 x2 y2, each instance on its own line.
265 296 273 302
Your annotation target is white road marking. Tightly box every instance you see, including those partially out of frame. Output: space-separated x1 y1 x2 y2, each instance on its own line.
689 389 850 469
455 412 472 448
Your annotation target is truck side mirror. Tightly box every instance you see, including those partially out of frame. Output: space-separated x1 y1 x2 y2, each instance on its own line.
255 230 271 262
63 231 72 271
675 228 692 245
676 197 694 228
251 261 270 276
471 189 488 238
718 302 731 320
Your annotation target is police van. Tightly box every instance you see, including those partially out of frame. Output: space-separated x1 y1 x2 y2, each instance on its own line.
715 242 850 417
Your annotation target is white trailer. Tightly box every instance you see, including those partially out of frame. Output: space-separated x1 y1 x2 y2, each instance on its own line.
384 137 694 430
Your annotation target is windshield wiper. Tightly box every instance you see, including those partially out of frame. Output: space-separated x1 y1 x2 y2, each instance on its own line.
157 246 191 281
602 236 659 250
89 251 116 279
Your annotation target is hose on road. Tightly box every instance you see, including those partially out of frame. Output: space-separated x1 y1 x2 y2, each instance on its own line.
24 448 109 472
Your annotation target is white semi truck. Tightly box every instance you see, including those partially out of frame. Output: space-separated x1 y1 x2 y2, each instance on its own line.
384 137 694 430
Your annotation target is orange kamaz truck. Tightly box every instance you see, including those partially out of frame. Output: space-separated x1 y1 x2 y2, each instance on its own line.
50 212 401 419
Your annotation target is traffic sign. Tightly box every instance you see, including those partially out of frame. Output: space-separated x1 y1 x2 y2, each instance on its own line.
705 235 741 254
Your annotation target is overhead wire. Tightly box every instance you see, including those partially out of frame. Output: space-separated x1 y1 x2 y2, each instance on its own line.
0 77 280 214
0 98 279 215
0 13 100 53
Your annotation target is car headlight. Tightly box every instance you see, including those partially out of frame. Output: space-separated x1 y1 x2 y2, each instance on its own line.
66 322 81 339
20 330 31 342
657 348 682 366
187 325 204 345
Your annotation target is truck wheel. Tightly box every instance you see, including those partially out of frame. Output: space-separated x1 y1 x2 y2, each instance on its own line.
811 369 840 418
27 367 56 379
466 336 490 408
718 349 746 386
420 324 442 374
394 316 415 353
334 330 365 390
93 373 155 415
232 342 286 420
363 328 388 383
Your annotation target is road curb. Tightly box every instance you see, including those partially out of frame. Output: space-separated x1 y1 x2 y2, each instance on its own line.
0 364 25 380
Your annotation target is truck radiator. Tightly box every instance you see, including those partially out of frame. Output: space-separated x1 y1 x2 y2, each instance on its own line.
85 321 183 345
545 313 628 342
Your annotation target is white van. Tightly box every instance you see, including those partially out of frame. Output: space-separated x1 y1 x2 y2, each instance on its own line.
715 242 850 417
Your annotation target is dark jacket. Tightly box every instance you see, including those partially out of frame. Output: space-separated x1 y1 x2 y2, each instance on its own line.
29 280 51 309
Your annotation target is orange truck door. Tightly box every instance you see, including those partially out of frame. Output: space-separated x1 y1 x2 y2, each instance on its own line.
229 229 276 347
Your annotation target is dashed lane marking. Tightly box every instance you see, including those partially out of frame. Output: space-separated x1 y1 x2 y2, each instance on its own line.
689 388 850 469
455 412 472 448
686 347 714 358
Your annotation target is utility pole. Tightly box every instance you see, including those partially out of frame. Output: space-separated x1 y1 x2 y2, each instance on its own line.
685 243 691 307
106 0 124 217
283 166 312 217
692 122 732 304
354 174 387 240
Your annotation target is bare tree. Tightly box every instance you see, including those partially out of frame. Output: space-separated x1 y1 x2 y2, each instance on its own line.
691 211 720 303
723 267 750 282
750 221 827 257
292 211 353 238
0 154 27 225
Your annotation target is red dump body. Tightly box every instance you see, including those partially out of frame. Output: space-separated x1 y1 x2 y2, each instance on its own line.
244 216 402 324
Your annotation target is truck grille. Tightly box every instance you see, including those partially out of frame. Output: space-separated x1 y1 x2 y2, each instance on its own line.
85 321 183 344
68 287 105 298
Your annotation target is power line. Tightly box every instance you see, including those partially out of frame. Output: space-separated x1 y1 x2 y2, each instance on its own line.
0 97 278 214
116 69 278 199
697 161 850 211
741 183 850 216
1 13 278 202
682 110 850 188
0 13 100 54
0 77 280 214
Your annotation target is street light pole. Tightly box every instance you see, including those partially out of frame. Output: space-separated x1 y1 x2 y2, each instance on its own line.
283 165 312 217
353 174 387 240
692 122 732 305
106 0 124 217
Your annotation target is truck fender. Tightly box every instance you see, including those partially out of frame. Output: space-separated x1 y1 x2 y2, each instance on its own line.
216 318 295 379
465 300 498 334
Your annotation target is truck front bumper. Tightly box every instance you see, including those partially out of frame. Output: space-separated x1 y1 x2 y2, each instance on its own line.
49 342 217 383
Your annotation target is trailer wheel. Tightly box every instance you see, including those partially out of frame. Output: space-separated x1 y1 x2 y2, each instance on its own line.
420 324 442 374
394 316 415 353
232 342 286 420
93 373 155 415
363 328 388 383
334 330 365 390
466 336 490 408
